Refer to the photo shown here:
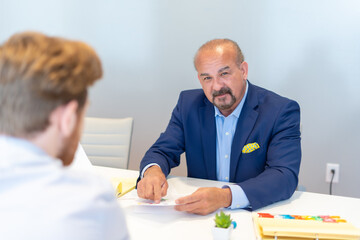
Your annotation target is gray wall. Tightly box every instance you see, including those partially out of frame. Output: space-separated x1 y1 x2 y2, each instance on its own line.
1 0 359 198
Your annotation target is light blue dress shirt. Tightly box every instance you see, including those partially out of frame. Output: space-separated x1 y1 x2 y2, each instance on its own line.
215 81 250 209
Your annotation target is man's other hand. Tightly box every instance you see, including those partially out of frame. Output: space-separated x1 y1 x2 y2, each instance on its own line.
174 187 232 215
137 165 168 203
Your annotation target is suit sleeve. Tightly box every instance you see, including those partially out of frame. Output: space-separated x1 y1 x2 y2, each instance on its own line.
239 100 301 210
139 93 186 177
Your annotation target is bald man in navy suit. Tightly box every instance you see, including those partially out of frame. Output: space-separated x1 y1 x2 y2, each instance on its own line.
137 39 301 215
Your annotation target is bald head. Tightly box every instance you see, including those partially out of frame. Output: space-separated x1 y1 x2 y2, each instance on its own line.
194 39 244 71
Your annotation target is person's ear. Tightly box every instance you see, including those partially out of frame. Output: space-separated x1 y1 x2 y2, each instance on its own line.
60 100 79 137
240 61 249 80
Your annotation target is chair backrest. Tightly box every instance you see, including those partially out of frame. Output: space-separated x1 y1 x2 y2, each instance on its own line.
80 117 134 169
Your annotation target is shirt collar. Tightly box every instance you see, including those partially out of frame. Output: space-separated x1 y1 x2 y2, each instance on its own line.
214 80 249 118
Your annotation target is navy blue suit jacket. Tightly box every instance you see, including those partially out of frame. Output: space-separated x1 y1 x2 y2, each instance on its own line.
140 81 301 210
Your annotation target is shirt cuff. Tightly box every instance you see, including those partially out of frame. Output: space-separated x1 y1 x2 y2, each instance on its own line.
223 184 250 209
140 163 160 179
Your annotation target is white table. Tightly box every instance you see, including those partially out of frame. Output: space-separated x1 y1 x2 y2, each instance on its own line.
93 166 360 240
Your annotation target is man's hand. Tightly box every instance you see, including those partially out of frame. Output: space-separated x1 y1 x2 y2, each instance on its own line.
174 187 232 215
137 165 168 203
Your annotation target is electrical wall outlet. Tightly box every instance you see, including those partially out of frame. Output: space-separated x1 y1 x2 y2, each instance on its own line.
326 163 339 183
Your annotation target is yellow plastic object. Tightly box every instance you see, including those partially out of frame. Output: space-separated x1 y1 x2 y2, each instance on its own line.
116 182 122 198
111 177 137 198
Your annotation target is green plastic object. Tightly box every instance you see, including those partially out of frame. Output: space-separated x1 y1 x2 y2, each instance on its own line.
214 211 232 229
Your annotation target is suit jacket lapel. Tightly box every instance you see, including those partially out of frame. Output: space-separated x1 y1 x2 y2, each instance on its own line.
199 99 217 180
230 83 259 181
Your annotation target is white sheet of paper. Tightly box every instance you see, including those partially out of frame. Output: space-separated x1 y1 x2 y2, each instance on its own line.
68 144 94 172
119 185 185 215
120 189 182 206
136 197 179 206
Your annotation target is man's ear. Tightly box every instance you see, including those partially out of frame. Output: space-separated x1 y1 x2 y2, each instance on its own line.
60 100 79 137
240 61 249 80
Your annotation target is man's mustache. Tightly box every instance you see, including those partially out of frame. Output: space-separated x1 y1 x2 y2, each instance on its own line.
212 87 232 98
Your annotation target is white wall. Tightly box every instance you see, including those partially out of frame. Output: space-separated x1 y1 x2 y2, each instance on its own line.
1 0 359 198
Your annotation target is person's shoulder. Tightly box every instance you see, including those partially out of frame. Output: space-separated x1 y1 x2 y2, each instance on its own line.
249 82 299 107
178 89 208 105
180 88 204 94
179 89 204 98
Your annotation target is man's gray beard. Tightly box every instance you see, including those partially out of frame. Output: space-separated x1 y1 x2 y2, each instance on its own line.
214 94 236 110
212 87 237 110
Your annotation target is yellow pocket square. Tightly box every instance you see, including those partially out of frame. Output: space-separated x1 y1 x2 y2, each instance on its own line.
242 142 260 154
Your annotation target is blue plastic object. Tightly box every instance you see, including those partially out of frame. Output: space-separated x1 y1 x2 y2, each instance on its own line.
231 221 237 229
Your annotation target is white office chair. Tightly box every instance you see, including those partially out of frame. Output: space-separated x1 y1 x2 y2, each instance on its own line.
80 117 134 169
